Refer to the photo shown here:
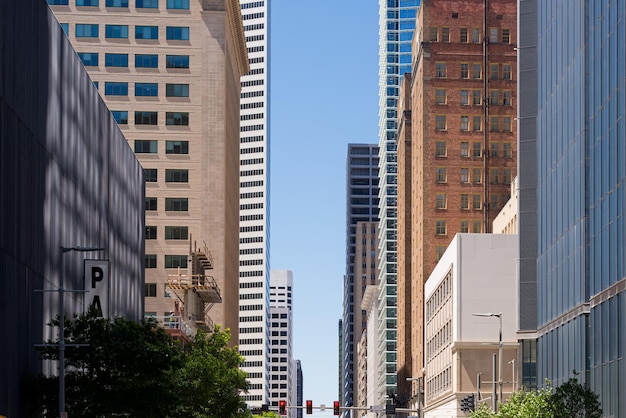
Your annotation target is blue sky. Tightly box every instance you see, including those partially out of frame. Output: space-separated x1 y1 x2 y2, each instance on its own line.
269 0 380 414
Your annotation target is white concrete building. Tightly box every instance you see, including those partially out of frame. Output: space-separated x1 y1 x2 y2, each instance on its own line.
492 177 518 235
420 234 518 418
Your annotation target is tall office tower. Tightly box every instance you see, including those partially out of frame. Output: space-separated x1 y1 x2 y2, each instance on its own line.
342 144 380 410
520 1 626 414
269 270 294 415
48 0 249 342
399 0 518 404
238 0 271 408
376 0 419 407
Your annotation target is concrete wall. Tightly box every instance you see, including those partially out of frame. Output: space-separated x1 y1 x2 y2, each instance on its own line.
0 1 144 415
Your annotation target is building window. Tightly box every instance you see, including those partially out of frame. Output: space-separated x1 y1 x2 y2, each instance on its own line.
145 283 157 297
435 193 447 210
145 197 157 211
472 116 482 131
435 220 447 235
77 52 98 66
136 25 158 40
146 226 157 239
503 91 512 106
460 220 469 233
490 169 499 184
460 142 469 158
105 25 129 39
490 90 500 106
166 55 189 68
490 27 498 43
166 112 189 126
460 194 469 210
77 0 98 5
503 168 512 184
502 28 510 44
105 53 128 67
166 84 190 97
145 255 157 268
75 24 98 38
136 0 158 7
435 89 447 105
502 117 512 132
106 0 128 6
111 110 128 125
165 255 188 269
134 139 156 154
473 90 482 105
165 169 189 183
461 168 469 183
472 220 482 233
435 115 447 131
135 83 158 97
491 142 500 157
472 194 482 210
490 116 500 132
167 0 189 9
472 28 480 43
460 27 468 43
472 63 482 79
472 142 482 158
435 63 447 78
435 141 447 157
460 63 469 79
441 27 450 42
135 111 158 125
460 116 469 131
164 284 171 298
503 142 512 158
165 198 188 211
429 26 438 41
472 167 482 183
48 0 69 4
460 90 469 105
60 23 69 35
166 140 189 154
166 26 190 40
135 54 158 68
491 194 500 210
503 64 512 80
165 226 189 240
436 246 446 261
436 168 447 183
490 63 499 79
105 82 128 96
144 169 157 182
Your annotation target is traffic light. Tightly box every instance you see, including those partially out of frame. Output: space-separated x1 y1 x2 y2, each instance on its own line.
333 401 340 415
279 400 286 415
306 400 313 414
467 393 475 412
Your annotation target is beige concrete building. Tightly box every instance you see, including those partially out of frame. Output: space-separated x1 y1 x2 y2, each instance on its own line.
492 176 518 234
48 0 249 343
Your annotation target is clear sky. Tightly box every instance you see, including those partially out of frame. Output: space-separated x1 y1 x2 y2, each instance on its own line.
269 0 380 415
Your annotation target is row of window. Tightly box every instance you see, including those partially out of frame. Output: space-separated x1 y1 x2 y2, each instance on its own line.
70 24 189 40
434 115 514 132
134 140 188 154
77 52 189 68
144 283 170 297
434 62 513 80
144 254 188 269
98 82 189 97
429 26 511 44
436 88 513 106
143 168 188 183
145 225 188 240
109 111 188 126
434 167 513 185
145 197 187 211
435 191 510 213
435 141 513 158
49 0 190 10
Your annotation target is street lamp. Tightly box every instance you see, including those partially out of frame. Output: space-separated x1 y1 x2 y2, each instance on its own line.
58 246 104 418
406 377 423 418
472 312 502 412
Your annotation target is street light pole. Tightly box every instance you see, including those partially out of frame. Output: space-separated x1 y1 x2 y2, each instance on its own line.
472 312 503 412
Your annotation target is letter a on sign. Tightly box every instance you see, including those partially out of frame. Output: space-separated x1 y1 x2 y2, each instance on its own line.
84 259 110 318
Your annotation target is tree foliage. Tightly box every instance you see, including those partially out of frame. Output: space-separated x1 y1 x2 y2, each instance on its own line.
28 312 252 418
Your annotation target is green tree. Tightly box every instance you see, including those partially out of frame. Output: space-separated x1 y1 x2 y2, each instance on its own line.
470 385 555 418
551 378 602 418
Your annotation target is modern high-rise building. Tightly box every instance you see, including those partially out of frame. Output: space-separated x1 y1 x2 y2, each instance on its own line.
520 0 625 414
269 270 294 415
398 0 518 405
376 0 419 407
48 0 249 343
1 1 144 414
342 144 380 410
295 360 303 418
238 0 271 408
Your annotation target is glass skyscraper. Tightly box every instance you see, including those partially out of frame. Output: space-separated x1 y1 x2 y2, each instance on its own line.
376 0 418 407
520 0 625 415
